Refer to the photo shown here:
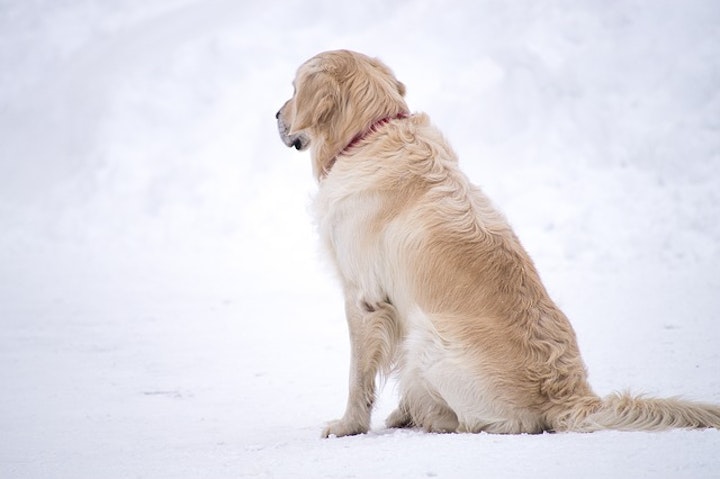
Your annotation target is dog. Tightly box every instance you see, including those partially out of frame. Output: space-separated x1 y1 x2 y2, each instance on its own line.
276 49 720 437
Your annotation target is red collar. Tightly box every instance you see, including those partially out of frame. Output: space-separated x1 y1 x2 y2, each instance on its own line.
322 112 409 178
340 112 409 155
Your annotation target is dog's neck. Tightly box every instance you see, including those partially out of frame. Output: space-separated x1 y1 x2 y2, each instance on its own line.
320 112 410 180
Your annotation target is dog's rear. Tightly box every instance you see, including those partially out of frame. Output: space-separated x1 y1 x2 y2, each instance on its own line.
277 49 720 437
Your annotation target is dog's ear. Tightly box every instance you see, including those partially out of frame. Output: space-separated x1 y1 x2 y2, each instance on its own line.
290 72 339 134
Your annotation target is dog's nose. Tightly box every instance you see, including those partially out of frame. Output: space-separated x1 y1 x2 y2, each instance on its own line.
275 110 280 119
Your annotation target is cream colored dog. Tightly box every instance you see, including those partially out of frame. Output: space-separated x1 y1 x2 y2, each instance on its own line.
276 49 720 437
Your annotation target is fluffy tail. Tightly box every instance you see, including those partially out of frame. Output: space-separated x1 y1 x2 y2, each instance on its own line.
568 392 720 432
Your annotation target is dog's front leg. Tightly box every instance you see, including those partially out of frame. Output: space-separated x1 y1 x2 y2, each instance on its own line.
322 295 399 438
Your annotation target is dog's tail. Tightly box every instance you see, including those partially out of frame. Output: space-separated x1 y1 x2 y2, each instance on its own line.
561 392 720 432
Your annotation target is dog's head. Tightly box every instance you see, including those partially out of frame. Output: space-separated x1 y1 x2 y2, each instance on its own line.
276 50 408 179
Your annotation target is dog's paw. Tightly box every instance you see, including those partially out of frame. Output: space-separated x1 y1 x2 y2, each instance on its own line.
321 419 369 438
385 407 413 429
421 412 459 434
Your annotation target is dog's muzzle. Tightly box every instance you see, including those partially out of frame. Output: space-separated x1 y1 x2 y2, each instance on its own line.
276 110 309 151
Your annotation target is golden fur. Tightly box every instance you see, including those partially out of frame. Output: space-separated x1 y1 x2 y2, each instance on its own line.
276 49 720 437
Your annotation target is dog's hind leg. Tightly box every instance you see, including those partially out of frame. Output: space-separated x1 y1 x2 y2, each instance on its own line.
386 401 413 429
322 295 401 438
387 382 459 433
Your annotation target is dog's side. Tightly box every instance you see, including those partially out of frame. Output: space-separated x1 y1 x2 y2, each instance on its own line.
277 49 720 437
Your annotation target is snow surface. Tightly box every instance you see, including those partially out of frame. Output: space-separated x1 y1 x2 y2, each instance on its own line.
1 0 719 477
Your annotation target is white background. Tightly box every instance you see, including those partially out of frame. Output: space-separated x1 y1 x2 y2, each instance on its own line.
1 1 719 477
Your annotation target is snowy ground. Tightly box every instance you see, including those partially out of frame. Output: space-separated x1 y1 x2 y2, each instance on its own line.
1 1 719 477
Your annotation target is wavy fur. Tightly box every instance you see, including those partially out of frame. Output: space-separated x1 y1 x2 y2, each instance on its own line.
276 49 720 437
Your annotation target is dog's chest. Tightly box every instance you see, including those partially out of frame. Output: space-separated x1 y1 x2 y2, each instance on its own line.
314 189 390 296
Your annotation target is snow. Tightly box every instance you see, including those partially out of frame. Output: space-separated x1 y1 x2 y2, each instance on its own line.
1 0 719 477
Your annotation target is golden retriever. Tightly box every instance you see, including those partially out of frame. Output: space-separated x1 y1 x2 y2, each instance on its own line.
276 49 720 437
